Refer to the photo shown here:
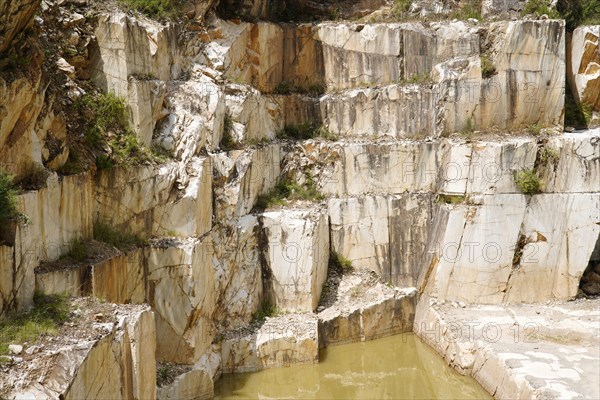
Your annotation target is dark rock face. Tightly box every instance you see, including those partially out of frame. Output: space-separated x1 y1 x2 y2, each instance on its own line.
0 0 40 54
216 0 386 21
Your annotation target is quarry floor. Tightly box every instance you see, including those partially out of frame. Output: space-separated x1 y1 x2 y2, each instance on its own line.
417 297 600 399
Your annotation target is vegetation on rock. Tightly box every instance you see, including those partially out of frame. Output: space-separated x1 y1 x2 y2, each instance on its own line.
515 169 542 195
480 55 497 79
449 0 482 20
276 123 337 141
256 175 324 209
557 0 600 30
251 300 279 324
93 221 147 250
118 0 180 20
329 252 354 273
565 91 594 129
522 0 562 18
273 81 325 96
0 293 69 357
0 171 19 224
75 92 157 170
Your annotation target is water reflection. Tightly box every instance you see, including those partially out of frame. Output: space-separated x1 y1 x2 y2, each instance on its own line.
214 333 491 399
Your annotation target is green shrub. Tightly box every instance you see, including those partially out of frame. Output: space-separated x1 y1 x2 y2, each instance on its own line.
450 0 482 20
76 92 156 169
522 0 561 18
391 0 412 19
77 93 128 147
68 239 88 262
515 169 542 195
220 113 240 151
539 146 559 167
480 55 497 79
557 0 600 30
252 300 278 324
0 171 19 223
255 175 324 210
329 252 354 273
0 293 69 356
276 122 335 141
93 221 147 250
118 0 179 20
526 124 542 136
58 151 85 175
273 82 325 95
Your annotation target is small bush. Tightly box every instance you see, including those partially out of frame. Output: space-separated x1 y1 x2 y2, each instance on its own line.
274 81 293 95
93 221 147 250
557 0 600 30
220 113 240 151
522 0 561 18
526 124 542 136
515 169 542 195
0 171 19 223
480 55 497 79
77 93 128 147
391 0 412 19
0 293 69 356
58 151 85 175
68 239 88 262
255 175 324 210
539 146 559 167
19 163 50 190
76 92 156 169
329 252 354 274
276 122 335 141
118 0 179 20
252 300 278 324
450 0 482 20
273 81 325 96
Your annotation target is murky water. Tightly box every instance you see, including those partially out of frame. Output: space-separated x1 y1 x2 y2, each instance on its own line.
214 333 491 399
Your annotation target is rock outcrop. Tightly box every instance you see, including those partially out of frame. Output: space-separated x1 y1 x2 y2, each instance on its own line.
260 207 329 312
1 1 599 399
3 300 156 400
318 270 417 346
221 314 319 373
568 25 600 111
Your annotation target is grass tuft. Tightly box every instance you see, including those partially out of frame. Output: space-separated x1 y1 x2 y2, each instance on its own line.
251 300 279 324
276 122 337 141
480 55 497 79
93 221 147 250
0 293 69 356
255 175 324 210
329 252 354 274
118 0 180 20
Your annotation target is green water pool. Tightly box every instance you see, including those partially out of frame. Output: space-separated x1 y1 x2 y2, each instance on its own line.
214 333 492 399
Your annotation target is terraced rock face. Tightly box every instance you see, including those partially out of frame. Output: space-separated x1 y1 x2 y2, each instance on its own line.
0 0 599 399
